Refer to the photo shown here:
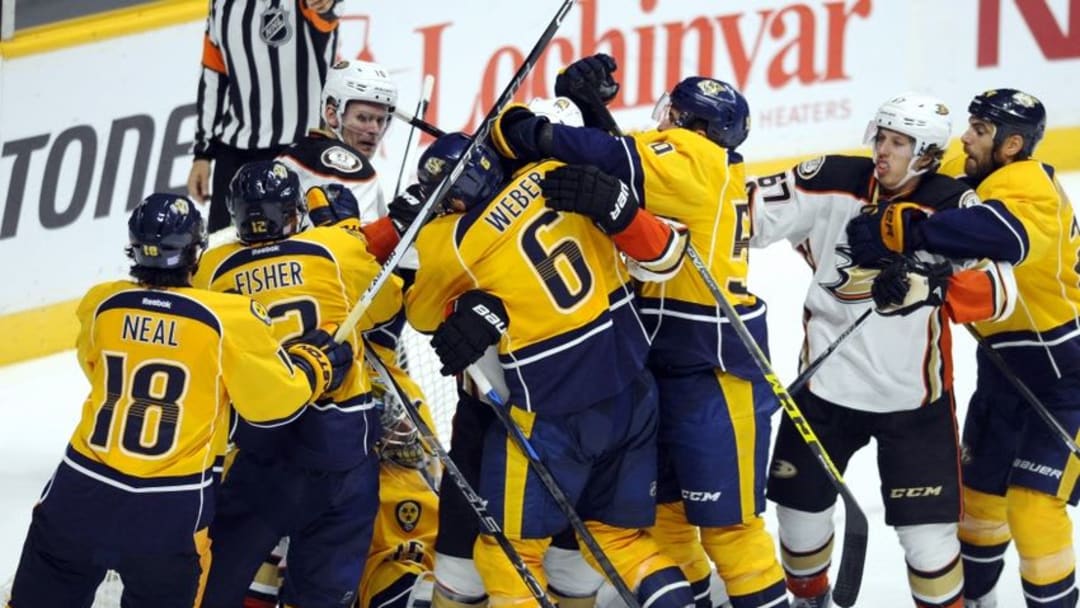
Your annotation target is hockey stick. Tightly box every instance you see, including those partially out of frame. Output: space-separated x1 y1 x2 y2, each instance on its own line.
965 325 1080 457
393 74 435 199
786 308 873 395
362 341 556 608
466 365 643 608
393 108 445 138
683 246 867 607
333 0 576 343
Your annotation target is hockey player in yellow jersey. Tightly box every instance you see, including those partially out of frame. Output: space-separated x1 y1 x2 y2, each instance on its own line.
6 194 349 608
357 382 441 608
847 88 1080 608
193 160 402 608
490 60 788 608
405 131 695 608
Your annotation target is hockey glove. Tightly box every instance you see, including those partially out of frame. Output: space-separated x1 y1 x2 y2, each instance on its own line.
387 183 429 235
555 54 621 130
542 164 638 234
490 104 553 162
431 290 508 376
306 184 360 227
872 256 952 316
286 324 354 398
846 202 931 267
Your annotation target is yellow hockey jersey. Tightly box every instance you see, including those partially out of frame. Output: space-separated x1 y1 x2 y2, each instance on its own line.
405 159 651 415
631 129 765 377
194 225 403 469
64 281 311 532
965 160 1080 381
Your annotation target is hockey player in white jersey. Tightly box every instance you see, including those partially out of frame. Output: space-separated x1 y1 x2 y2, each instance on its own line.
750 93 1016 608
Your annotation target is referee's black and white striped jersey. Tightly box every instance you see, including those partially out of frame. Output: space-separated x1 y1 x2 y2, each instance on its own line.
195 0 341 155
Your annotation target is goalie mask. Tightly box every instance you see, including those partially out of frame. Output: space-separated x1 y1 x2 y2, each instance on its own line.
417 132 505 211
864 93 951 189
968 88 1046 159
652 76 750 150
321 60 398 141
227 160 305 244
128 193 208 270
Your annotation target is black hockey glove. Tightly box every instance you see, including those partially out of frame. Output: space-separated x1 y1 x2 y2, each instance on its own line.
490 104 553 162
306 184 360 227
286 323 354 397
846 202 930 268
872 256 952 316
431 291 508 376
542 164 638 234
387 184 429 235
555 54 621 130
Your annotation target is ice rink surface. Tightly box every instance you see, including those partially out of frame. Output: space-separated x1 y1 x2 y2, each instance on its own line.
2 172 1078 606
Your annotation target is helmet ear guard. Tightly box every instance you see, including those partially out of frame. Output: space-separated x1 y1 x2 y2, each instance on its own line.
227 161 305 244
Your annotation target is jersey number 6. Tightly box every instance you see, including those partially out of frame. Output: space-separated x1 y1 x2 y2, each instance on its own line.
520 210 594 311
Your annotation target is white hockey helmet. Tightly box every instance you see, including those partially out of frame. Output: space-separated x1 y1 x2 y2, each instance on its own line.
863 93 951 188
527 96 584 127
321 60 398 136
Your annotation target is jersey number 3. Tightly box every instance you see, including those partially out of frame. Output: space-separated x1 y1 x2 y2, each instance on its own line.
88 353 188 457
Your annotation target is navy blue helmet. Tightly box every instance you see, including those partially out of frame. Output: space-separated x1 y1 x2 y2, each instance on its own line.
128 193 207 270
661 76 750 150
417 132 505 210
968 88 1046 157
227 160 304 243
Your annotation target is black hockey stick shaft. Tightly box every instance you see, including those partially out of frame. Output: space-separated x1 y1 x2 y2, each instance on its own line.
683 247 867 607
362 344 555 608
466 366 642 608
393 108 445 138
787 308 873 395
335 0 576 343
393 75 435 199
966 325 1080 457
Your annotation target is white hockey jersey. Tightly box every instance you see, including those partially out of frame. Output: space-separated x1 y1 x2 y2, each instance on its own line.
277 129 386 222
750 155 1014 413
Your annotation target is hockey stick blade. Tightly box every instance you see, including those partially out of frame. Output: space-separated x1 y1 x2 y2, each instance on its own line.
833 483 869 607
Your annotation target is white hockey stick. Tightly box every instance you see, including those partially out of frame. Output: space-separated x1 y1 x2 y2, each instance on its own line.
393 74 435 199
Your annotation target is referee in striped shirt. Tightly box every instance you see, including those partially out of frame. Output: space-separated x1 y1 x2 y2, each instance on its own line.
188 0 342 231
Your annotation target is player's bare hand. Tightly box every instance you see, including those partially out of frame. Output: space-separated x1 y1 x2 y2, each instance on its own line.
187 159 212 204
306 0 335 13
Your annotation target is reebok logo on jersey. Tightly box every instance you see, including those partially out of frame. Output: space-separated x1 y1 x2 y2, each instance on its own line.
771 459 798 479
1013 458 1063 479
141 297 173 309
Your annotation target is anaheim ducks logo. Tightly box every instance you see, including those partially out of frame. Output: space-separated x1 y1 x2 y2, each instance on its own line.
824 246 878 302
395 500 421 533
